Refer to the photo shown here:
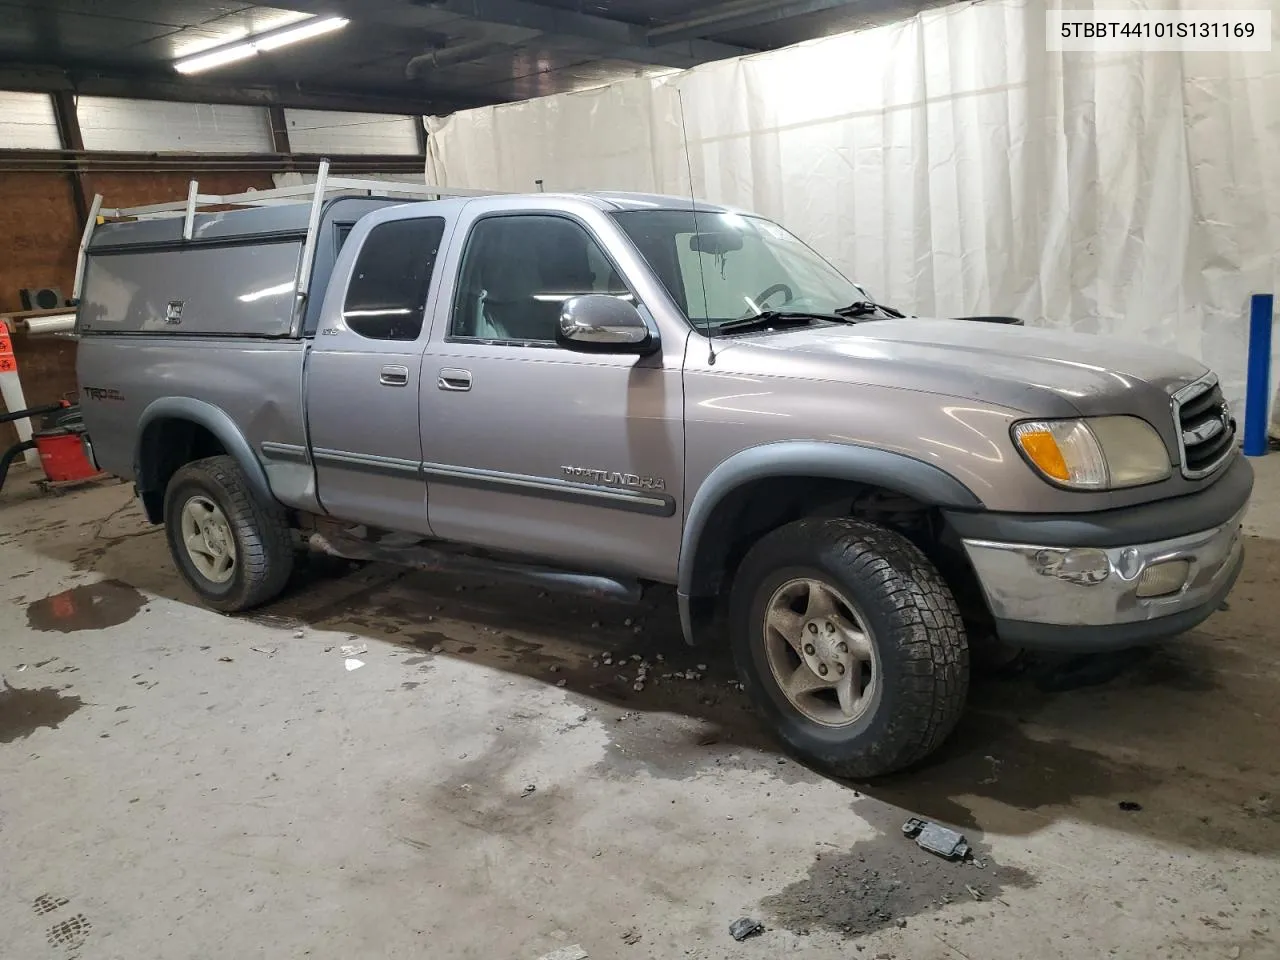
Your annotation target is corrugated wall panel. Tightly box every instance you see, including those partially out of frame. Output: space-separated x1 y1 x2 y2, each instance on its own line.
0 92 61 149
77 97 273 153
284 109 419 155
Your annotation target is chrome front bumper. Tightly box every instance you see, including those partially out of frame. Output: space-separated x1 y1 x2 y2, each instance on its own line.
962 508 1245 646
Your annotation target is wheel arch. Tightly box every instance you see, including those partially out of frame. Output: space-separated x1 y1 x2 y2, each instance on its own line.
676 441 984 643
135 398 274 523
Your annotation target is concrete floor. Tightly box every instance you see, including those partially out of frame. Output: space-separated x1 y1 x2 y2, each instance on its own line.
2 460 1279 960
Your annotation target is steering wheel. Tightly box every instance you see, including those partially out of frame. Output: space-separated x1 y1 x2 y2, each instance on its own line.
754 283 793 308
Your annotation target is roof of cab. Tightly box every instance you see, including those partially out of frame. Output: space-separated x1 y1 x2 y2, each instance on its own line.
585 191 736 213
462 191 737 213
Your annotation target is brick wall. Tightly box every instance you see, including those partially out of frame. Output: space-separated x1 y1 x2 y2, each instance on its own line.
0 169 273 447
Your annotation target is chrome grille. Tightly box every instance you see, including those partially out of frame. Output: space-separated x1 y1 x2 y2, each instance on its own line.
1172 376 1235 478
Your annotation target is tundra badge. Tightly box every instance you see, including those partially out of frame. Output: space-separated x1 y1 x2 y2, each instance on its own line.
561 466 666 491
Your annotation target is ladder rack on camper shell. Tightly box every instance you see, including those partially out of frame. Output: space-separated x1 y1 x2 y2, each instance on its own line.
71 159 499 339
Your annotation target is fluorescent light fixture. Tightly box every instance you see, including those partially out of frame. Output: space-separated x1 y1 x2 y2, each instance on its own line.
175 16 349 75
175 44 257 74
255 16 349 51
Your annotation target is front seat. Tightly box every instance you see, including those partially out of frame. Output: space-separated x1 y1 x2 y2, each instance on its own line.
476 232 550 341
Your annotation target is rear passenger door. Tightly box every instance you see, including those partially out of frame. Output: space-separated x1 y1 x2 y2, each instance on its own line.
305 213 450 533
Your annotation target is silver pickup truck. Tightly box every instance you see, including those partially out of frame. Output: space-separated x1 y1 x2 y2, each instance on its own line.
74 172 1251 776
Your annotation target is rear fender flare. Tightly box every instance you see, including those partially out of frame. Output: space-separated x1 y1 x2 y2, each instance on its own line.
134 397 274 506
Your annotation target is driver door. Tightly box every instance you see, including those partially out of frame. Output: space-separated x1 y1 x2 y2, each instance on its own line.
419 208 686 582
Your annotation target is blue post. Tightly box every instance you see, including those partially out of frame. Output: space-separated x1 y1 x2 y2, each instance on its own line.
1244 293 1275 456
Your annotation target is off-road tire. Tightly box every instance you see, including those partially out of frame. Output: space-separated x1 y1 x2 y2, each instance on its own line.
163 455 294 612
730 517 969 777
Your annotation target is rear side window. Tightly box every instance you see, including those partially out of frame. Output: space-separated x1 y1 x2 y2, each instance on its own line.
343 217 446 341
334 222 354 253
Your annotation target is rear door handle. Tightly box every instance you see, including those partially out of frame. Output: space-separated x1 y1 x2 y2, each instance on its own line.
380 364 409 387
438 368 473 392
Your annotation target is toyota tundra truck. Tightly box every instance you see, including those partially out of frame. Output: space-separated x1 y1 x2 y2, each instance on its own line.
73 169 1251 776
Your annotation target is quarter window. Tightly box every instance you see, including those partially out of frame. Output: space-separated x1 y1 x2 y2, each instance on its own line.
450 215 632 343
343 217 446 341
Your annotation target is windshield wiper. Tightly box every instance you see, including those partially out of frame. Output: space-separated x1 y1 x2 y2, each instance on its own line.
835 300 905 320
716 310 853 334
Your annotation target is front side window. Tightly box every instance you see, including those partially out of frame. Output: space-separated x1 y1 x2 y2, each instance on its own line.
451 215 631 343
343 217 446 341
612 210 865 330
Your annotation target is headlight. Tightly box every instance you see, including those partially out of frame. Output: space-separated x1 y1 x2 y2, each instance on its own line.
1012 416 1171 490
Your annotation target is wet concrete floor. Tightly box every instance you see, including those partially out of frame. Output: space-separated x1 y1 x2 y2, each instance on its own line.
1 472 1278 959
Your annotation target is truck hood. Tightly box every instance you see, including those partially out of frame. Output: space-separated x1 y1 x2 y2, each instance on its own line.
730 319 1208 417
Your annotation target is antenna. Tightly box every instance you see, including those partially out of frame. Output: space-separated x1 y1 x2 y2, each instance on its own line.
677 89 716 366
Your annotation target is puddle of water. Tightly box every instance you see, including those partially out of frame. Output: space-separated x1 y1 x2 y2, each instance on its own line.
26 580 147 633
757 829 1039 942
275 569 785 780
761 804 1035 938
861 712 1159 830
0 682 84 743
239 612 306 631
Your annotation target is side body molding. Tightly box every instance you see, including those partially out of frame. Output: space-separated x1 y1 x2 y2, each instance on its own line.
676 441 984 643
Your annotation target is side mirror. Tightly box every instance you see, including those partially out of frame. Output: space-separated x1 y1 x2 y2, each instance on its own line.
556 295 657 355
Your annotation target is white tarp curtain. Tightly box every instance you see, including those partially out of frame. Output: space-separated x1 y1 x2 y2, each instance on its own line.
426 0 1280 420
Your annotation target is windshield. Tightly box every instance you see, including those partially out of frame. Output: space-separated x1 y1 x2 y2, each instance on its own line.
612 209 867 330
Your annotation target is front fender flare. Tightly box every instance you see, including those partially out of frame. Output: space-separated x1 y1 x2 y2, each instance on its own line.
675 440 984 641
134 397 275 506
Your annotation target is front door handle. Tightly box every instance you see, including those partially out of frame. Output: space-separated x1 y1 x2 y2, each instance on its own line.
438 368 473 392
380 364 409 387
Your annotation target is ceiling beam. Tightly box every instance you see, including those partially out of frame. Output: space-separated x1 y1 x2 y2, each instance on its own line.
649 0 860 44
51 90 90 223
0 63 488 117
266 105 292 154
0 150 428 176
278 0 756 67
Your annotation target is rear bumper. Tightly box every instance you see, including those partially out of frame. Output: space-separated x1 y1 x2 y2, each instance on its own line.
947 457 1251 652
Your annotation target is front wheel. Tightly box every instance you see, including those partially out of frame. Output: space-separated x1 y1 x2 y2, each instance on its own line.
730 518 969 778
163 455 294 612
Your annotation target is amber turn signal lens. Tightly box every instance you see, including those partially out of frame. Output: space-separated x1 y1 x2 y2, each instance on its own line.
1015 429 1070 481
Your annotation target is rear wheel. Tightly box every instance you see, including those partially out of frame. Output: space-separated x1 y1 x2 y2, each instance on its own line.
730 517 969 777
163 455 294 612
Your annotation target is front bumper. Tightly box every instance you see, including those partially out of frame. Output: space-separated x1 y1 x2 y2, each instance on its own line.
946 454 1252 652
961 507 1244 650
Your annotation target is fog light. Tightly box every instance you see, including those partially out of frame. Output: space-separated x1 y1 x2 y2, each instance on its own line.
1034 547 1110 584
1136 560 1190 598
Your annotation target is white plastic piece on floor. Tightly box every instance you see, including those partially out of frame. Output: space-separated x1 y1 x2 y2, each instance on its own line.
537 947 587 960
344 658 365 671
339 643 367 657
